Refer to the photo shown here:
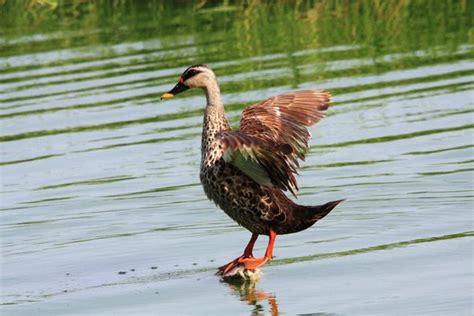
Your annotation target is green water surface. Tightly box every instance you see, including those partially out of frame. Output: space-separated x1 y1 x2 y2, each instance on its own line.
1 1 473 315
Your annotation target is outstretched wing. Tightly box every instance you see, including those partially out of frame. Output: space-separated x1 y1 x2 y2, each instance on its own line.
217 89 331 196
240 89 331 162
217 131 298 195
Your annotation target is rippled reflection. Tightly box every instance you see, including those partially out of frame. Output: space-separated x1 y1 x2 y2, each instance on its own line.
223 277 280 316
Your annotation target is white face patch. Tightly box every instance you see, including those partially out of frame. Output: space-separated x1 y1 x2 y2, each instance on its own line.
184 68 214 88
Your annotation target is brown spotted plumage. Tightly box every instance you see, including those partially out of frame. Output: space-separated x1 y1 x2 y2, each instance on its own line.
161 64 344 275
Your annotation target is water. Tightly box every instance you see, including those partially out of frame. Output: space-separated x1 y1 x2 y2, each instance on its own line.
1 1 473 315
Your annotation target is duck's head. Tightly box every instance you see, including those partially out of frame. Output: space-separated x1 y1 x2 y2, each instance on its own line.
161 64 215 100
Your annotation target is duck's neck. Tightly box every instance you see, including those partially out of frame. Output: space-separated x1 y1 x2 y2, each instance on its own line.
204 78 223 109
201 79 230 164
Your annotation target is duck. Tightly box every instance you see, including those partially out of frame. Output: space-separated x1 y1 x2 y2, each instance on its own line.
161 64 343 275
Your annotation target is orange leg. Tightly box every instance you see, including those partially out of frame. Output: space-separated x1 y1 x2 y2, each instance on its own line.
217 233 258 275
239 230 277 270
243 233 258 257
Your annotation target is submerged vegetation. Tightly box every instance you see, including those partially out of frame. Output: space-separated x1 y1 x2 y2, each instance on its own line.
1 1 472 59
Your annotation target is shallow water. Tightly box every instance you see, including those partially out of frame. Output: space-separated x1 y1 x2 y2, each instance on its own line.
1 1 473 315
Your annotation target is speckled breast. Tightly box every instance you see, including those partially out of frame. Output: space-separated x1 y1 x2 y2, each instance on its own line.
200 159 275 235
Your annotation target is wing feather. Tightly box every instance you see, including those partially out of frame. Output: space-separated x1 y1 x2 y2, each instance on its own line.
218 89 331 196
217 131 298 195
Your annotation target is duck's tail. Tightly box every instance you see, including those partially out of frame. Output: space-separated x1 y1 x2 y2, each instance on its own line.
307 199 345 221
290 199 345 234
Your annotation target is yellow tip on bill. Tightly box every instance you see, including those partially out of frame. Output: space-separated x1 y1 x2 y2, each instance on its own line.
160 93 174 100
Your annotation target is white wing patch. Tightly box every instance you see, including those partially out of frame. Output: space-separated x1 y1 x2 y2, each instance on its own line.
275 107 281 117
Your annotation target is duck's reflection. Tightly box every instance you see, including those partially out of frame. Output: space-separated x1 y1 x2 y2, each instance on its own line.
222 273 279 316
